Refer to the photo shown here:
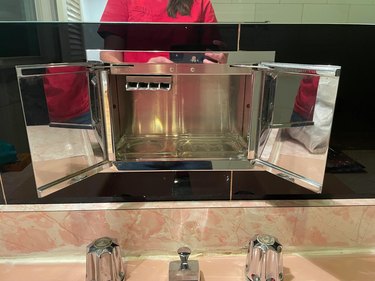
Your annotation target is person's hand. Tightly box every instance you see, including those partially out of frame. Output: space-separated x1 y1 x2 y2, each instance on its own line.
147 56 173 63
203 52 228 64
100 51 123 63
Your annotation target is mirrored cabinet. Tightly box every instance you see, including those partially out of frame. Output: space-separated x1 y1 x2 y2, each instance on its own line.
16 59 340 197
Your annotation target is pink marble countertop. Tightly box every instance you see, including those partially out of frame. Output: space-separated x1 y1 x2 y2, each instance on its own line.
0 253 374 281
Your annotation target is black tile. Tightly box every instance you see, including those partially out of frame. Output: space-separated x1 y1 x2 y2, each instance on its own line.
3 169 231 204
232 171 314 200
232 171 359 200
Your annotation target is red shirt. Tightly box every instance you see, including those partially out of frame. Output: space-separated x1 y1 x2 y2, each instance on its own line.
101 0 217 23
43 66 89 122
294 75 320 120
99 0 218 62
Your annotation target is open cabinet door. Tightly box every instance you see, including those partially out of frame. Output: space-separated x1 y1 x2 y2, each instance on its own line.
16 63 112 197
252 63 341 193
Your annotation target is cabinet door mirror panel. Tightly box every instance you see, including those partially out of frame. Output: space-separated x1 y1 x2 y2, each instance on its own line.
16 65 111 197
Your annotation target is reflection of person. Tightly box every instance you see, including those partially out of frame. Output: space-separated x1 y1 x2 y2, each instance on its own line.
291 74 320 124
43 66 90 124
287 72 335 154
99 0 227 64
99 0 219 171
20 66 90 126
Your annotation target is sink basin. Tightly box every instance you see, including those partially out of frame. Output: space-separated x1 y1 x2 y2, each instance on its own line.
0 252 373 281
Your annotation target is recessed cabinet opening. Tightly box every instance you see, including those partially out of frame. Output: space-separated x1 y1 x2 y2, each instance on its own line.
112 72 251 161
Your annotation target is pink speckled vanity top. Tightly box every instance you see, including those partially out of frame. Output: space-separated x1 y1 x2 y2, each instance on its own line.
0 253 374 281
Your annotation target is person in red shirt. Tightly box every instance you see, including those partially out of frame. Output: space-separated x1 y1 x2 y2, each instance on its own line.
98 0 223 172
98 0 227 64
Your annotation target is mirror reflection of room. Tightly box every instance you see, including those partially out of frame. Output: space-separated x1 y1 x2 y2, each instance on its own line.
0 0 375 203
99 0 227 64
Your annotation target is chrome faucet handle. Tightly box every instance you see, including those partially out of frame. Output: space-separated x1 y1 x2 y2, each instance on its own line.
245 234 283 281
169 246 200 281
178 247 191 269
86 237 125 281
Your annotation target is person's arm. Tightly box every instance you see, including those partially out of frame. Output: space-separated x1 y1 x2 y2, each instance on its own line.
201 0 228 64
201 0 217 23
99 0 128 63
100 51 123 63
100 34 125 63
204 38 228 64
101 0 128 22
203 53 227 64
204 39 228 64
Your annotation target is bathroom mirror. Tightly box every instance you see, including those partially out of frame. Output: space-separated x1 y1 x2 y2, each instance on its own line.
0 22 374 204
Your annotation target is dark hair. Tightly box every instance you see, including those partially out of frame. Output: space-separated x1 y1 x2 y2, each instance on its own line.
167 0 194 18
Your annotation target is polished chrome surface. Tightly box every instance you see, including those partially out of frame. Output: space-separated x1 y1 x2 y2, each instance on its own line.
109 62 340 193
253 63 341 192
111 65 251 161
16 64 112 197
245 234 283 281
99 68 116 162
16 56 341 196
169 247 200 281
177 247 191 270
86 237 125 281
